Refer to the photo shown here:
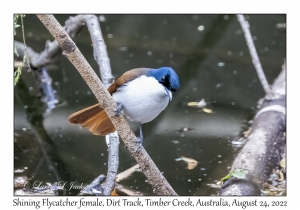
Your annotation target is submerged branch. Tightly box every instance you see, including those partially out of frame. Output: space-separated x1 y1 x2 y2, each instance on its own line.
219 62 286 196
14 78 70 195
35 67 59 114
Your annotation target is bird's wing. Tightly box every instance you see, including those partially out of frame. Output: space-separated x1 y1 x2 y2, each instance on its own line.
107 68 149 94
68 68 150 135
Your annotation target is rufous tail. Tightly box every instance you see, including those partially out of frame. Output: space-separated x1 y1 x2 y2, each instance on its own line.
68 104 116 135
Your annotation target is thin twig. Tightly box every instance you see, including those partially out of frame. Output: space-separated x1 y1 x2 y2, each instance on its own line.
37 14 177 196
20 15 30 68
237 14 271 94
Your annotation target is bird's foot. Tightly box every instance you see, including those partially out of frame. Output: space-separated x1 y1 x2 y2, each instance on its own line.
113 103 123 116
132 136 143 153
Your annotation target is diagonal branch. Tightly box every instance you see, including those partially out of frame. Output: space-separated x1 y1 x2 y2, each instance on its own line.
37 14 177 196
237 14 271 94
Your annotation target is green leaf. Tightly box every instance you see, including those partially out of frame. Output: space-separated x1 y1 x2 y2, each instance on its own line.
14 67 22 86
14 14 26 86
231 169 248 179
220 169 248 182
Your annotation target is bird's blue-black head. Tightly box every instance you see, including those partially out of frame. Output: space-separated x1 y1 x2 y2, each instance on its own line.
148 67 180 92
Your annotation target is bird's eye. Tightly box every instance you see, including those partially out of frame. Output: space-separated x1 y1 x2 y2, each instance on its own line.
161 76 165 82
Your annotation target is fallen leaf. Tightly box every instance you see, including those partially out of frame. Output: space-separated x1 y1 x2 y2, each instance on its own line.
111 189 119 196
280 157 286 169
175 156 198 170
202 108 212 113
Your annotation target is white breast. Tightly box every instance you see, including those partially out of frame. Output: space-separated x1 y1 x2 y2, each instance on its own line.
112 75 170 124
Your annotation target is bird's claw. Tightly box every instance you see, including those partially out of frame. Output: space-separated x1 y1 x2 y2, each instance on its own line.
132 136 143 153
113 103 123 116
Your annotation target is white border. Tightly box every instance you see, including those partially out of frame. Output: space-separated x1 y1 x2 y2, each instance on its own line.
3 0 297 209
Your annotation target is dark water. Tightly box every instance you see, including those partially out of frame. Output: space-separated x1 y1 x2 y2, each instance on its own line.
14 14 286 195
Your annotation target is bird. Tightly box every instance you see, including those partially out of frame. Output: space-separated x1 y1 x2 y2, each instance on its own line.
68 67 180 150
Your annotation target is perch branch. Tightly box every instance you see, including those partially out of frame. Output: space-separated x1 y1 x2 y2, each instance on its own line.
37 14 177 196
237 14 271 94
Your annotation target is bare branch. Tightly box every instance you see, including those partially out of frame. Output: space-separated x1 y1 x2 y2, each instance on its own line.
83 15 114 86
81 14 120 196
103 132 119 195
36 14 177 196
237 14 271 94
16 15 88 69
